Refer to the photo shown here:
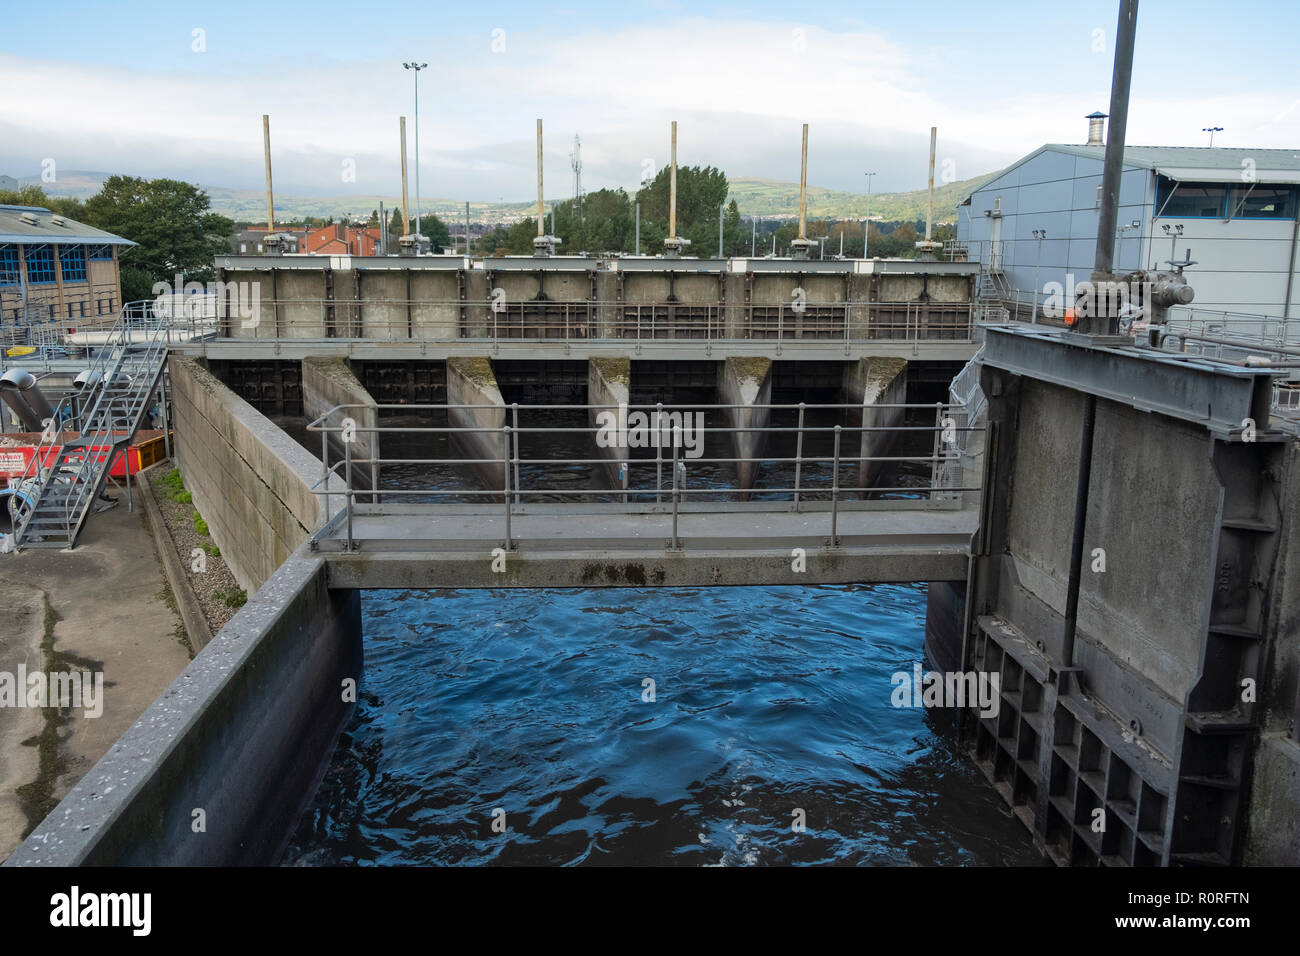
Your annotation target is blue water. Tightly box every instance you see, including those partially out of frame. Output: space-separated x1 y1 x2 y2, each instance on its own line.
284 583 1042 866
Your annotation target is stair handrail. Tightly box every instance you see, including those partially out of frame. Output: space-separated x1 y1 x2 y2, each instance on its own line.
57 304 169 536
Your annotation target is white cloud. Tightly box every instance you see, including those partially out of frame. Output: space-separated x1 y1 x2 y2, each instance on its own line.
1 18 1297 203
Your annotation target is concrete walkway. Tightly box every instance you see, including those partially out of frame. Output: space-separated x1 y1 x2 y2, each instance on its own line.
0 491 193 860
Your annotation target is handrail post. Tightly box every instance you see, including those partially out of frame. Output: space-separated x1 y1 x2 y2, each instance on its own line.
655 401 663 505
930 402 944 501
670 424 682 549
321 425 331 522
793 402 805 511
830 425 841 545
344 434 354 550
511 402 521 506
503 424 513 549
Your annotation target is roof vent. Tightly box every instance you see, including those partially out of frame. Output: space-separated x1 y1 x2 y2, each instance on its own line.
51 214 67 226
1086 111 1108 146
18 211 38 225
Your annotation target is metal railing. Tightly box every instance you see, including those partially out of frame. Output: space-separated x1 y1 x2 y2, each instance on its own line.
134 297 979 347
304 401 983 551
9 303 170 545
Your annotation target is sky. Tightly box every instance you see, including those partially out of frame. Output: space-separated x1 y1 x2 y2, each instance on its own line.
3 0 1299 203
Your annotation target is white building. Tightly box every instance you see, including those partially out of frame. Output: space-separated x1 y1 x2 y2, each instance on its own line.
958 122 1300 319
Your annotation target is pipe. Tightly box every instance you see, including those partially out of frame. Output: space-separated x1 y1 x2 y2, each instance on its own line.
536 119 545 237
1094 0 1138 280
669 121 678 241
0 369 51 432
399 117 410 237
263 115 275 240
798 124 809 241
1061 394 1097 670
925 126 936 242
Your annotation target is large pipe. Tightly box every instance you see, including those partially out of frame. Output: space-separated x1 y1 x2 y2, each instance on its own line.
1094 0 1138 279
262 115 275 239
400 117 410 237
0 369 52 432
798 123 809 241
537 118 545 237
925 126 937 242
669 121 678 241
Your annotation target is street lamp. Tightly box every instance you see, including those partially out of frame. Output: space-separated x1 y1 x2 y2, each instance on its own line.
403 62 428 242
863 171 876 257
1202 126 1223 147
1031 229 1046 323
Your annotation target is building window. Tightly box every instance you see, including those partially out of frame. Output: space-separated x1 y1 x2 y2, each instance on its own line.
0 244 17 286
87 243 113 260
1156 179 1227 218
60 245 87 282
24 244 56 284
1232 186 1298 219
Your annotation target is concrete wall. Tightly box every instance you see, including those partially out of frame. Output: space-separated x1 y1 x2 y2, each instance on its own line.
302 356 381 498
588 357 629 489
845 357 908 494
4 553 362 866
171 354 332 592
446 356 506 494
718 356 772 493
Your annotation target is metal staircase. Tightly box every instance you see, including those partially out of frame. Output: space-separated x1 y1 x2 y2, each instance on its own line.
9 304 169 549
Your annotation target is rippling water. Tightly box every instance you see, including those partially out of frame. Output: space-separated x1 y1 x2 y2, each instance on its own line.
283 584 1042 867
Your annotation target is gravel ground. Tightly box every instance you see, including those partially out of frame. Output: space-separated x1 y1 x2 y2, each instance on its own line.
139 465 243 634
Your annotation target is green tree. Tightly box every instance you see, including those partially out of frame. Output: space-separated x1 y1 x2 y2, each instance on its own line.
633 165 730 255
422 214 451 253
81 176 233 290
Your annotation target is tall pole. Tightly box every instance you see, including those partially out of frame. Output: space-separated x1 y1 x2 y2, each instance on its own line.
403 63 427 239
798 123 809 241
863 171 875 256
466 201 471 256
262 114 274 239
379 201 386 255
719 204 724 258
925 127 937 243
1095 0 1137 279
635 202 640 254
669 121 678 241
536 118 545 237
399 117 410 237
751 218 756 256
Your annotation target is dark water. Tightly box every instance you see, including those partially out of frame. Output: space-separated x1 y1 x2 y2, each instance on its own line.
283 583 1041 866
274 405 1040 866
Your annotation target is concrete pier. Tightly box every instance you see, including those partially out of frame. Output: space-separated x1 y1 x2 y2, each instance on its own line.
844 356 908 494
445 357 506 495
588 356 630 490
302 356 381 499
719 356 773 494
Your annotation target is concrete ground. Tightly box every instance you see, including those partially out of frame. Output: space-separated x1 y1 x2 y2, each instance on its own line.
0 484 193 860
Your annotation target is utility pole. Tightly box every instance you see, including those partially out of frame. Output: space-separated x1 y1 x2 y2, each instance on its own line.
402 63 427 242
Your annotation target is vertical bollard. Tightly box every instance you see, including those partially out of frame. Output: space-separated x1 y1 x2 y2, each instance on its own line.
830 425 841 545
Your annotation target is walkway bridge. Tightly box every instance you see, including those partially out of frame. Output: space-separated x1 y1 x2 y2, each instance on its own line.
304 400 984 588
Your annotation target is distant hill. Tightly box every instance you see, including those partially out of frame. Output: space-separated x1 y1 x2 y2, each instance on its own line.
17 168 1000 225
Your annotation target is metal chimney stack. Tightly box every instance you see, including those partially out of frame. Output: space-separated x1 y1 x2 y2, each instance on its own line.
664 121 688 257
790 123 814 259
914 126 943 259
533 119 560 256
